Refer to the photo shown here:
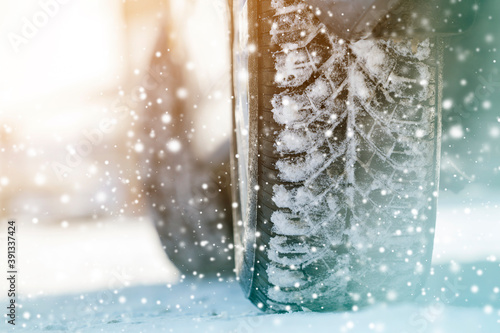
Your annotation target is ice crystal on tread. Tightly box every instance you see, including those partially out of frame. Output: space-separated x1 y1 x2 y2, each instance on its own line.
266 1 438 311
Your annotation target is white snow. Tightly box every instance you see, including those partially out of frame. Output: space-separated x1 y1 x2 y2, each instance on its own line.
275 151 325 182
271 94 308 126
274 48 316 87
271 210 311 236
277 129 317 153
267 263 308 288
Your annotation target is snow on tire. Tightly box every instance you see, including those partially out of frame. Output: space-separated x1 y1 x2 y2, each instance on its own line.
235 0 442 312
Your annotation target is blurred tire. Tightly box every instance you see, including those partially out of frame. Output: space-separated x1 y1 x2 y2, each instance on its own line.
140 28 234 276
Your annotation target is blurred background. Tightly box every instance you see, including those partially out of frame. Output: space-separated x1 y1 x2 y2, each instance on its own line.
0 0 232 296
441 0 500 193
0 0 498 299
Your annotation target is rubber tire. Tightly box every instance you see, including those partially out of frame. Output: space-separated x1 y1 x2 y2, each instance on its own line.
140 28 234 276
233 0 442 312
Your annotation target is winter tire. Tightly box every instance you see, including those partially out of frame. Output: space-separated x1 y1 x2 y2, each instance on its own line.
231 0 442 312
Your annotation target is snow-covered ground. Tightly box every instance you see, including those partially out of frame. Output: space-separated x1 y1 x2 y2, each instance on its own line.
2 187 500 332
10 273 500 333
